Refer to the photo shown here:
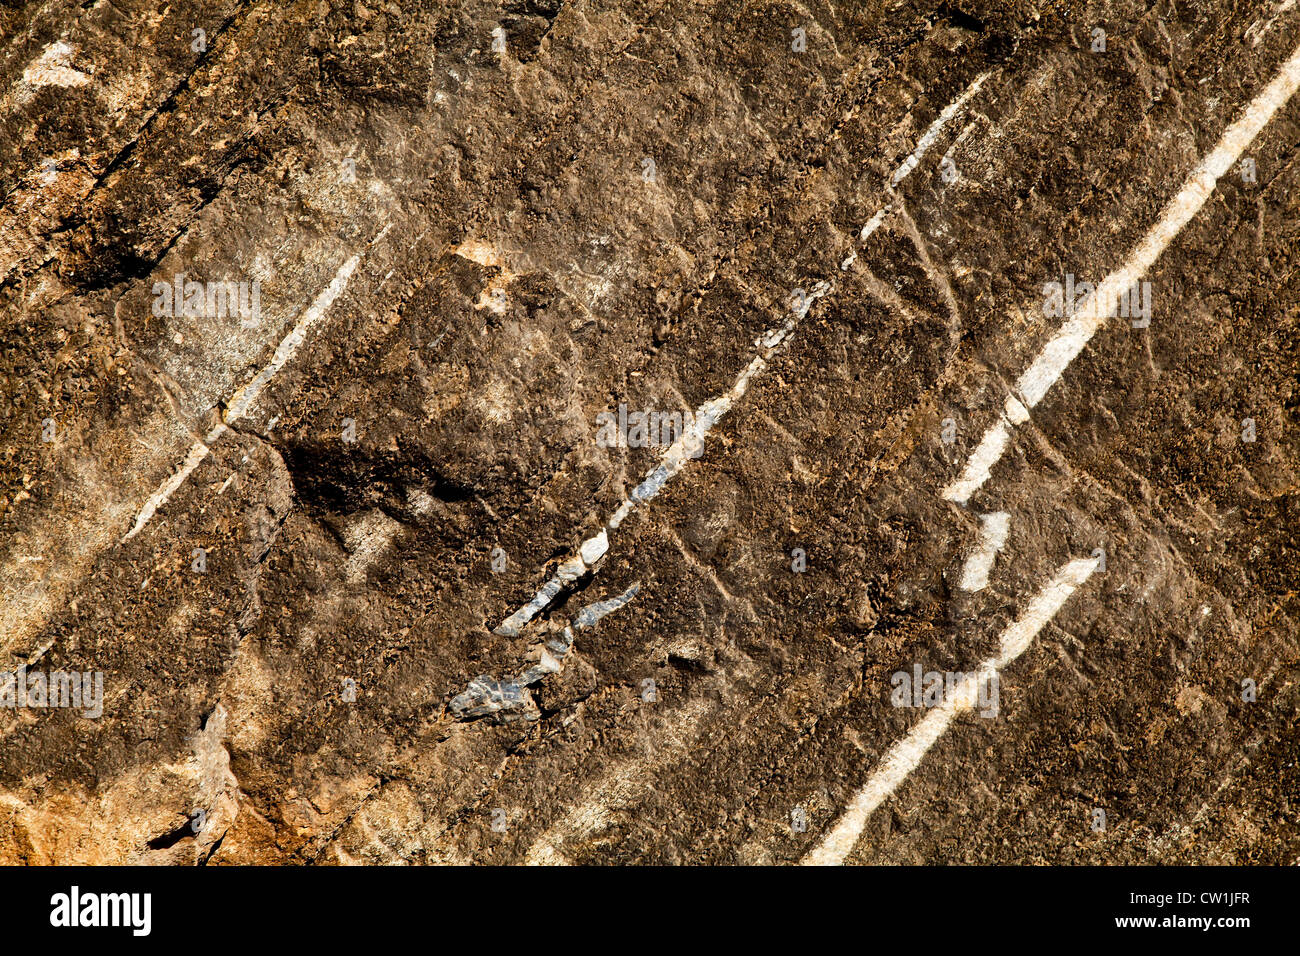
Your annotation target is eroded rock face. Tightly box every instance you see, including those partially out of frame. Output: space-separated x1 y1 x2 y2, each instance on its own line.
1 1 1297 864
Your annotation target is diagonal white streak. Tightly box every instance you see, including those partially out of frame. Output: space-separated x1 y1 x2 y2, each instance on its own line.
122 253 363 540
890 72 991 187
958 511 1010 591
803 556 1099 866
493 73 995 638
943 39 1300 505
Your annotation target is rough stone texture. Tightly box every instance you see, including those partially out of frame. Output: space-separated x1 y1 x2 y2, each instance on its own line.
0 0 1297 864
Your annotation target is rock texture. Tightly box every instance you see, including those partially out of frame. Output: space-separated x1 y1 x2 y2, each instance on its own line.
1 0 1297 864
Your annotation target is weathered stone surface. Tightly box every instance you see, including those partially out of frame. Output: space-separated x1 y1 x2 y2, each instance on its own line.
1 0 1297 864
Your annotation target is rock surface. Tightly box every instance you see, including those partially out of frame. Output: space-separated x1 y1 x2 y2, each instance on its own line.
1 0 1297 864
